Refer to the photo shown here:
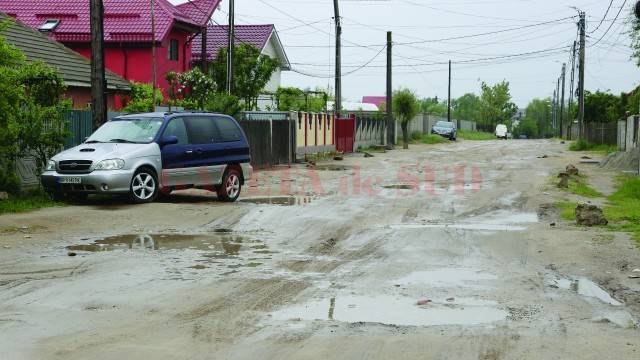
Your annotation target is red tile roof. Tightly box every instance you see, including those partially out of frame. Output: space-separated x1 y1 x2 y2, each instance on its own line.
0 0 217 43
176 0 220 27
192 24 275 62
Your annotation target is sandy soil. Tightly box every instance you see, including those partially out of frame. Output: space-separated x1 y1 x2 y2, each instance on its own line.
1 139 640 360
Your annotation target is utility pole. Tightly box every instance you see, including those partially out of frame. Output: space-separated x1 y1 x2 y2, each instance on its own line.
568 41 576 140
227 0 235 94
333 0 342 118
577 11 586 143
386 31 393 149
447 60 452 123
552 89 556 137
553 78 560 136
90 0 106 130
560 63 566 138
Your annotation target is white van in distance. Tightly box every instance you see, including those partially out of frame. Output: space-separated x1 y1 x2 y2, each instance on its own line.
495 124 508 140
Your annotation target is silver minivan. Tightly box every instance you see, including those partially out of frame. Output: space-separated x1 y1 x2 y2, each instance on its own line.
41 112 253 203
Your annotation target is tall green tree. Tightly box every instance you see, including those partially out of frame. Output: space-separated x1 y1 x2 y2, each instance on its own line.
451 93 480 122
478 80 517 131
208 43 280 110
525 98 552 137
393 88 420 149
518 117 538 138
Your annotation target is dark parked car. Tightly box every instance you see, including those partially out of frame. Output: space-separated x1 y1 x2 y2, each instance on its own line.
518 135 527 139
431 121 457 140
41 111 253 203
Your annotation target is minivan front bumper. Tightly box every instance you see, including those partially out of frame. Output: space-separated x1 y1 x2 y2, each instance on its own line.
41 169 136 195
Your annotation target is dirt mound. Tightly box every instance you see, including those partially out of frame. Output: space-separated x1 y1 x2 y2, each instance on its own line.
596 148 639 172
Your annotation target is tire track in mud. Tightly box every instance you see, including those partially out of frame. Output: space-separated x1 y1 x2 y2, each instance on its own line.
175 278 311 344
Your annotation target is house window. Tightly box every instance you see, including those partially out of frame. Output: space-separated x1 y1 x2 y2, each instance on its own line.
168 39 178 61
38 19 60 32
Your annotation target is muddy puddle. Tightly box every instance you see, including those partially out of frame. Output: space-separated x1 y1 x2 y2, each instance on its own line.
550 277 622 306
392 212 538 232
67 233 272 262
239 196 313 206
269 294 508 327
270 268 508 327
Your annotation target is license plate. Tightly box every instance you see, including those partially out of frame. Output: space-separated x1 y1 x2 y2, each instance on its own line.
59 177 81 184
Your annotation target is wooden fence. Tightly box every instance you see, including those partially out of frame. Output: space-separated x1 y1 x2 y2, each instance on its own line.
582 122 617 145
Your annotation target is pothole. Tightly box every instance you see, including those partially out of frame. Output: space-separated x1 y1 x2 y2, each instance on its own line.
268 295 507 327
67 233 271 258
549 277 622 306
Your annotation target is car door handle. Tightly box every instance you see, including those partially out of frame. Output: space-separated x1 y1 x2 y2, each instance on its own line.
186 150 193 154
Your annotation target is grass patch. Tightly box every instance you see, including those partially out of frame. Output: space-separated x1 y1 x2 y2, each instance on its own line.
419 134 449 144
568 140 616 154
603 175 640 242
566 174 604 198
0 188 62 214
457 130 495 140
556 201 577 221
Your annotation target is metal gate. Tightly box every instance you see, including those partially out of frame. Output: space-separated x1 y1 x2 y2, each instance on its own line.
335 114 356 153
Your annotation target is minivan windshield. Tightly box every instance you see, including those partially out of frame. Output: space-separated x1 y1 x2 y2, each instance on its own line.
86 118 164 144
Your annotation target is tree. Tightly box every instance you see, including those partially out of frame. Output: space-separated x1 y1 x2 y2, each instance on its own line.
630 8 640 67
419 97 447 116
0 19 24 194
525 98 552 137
165 69 242 117
478 80 517 131
518 117 538 138
18 61 72 178
583 90 621 123
273 86 329 113
121 81 164 113
393 88 420 149
208 43 280 110
0 18 71 193
451 93 480 122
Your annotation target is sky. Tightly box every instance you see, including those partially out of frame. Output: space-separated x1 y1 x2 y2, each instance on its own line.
173 0 639 108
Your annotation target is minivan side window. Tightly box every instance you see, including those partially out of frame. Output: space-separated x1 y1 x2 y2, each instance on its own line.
162 118 189 145
215 116 242 142
186 116 221 144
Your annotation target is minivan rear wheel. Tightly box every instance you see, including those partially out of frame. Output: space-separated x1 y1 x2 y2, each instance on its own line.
217 169 241 202
129 167 158 203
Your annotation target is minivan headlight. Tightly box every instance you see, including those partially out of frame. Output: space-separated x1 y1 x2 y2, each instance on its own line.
45 160 56 171
95 159 125 170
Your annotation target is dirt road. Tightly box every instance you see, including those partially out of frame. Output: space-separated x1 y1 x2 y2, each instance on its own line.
2 139 639 359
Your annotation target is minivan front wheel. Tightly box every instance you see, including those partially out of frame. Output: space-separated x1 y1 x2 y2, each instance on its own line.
129 167 158 203
217 169 241 202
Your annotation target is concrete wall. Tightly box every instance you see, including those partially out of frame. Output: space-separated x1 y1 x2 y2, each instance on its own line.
355 117 386 150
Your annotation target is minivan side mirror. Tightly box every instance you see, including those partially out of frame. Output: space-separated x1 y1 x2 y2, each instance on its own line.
160 136 179 146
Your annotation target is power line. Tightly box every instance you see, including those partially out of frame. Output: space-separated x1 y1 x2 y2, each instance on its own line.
588 0 614 34
589 0 628 47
